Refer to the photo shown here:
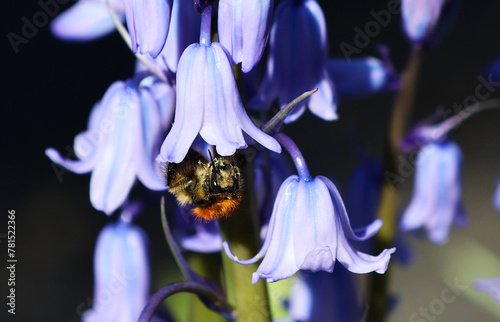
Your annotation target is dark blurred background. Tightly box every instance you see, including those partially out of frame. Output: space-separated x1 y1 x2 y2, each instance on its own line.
3 0 500 321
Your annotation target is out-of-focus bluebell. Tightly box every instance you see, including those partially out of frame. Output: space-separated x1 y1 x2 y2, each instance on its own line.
249 0 337 123
46 79 173 214
494 178 500 211
400 141 468 244
224 175 395 284
124 0 173 58
82 221 149 322
401 0 446 45
287 269 364 322
157 42 281 163
475 276 500 303
328 54 399 98
218 0 273 73
50 0 125 41
174 206 222 253
154 0 201 73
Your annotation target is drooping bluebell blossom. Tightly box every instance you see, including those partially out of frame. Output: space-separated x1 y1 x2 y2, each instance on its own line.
249 0 337 123
218 0 273 72
46 79 172 214
123 0 173 58
287 269 364 322
50 0 125 41
399 141 468 244
174 206 222 253
82 220 149 322
494 178 500 211
158 5 280 163
328 55 399 98
223 134 395 283
475 276 500 303
401 0 446 45
155 0 201 73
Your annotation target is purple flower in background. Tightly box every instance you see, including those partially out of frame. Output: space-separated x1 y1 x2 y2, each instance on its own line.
287 269 364 322
249 0 337 123
82 221 149 322
174 206 222 253
493 178 500 211
158 5 280 163
475 276 500 303
218 0 273 72
400 141 467 244
46 79 172 214
401 0 446 45
124 0 173 58
50 0 125 41
224 174 394 283
328 55 399 98
155 0 201 73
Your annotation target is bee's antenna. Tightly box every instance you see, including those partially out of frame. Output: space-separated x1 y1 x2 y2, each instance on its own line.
208 150 218 172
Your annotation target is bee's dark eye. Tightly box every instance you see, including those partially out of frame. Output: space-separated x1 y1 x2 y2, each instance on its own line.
210 172 222 193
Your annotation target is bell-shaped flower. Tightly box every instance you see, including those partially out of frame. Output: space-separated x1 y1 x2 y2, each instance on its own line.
328 53 399 98
82 221 149 322
46 79 173 214
174 206 222 253
50 0 125 41
401 0 446 45
399 141 468 244
249 0 337 123
224 174 395 283
158 42 281 163
475 276 500 303
124 0 173 58
154 0 201 73
218 0 273 73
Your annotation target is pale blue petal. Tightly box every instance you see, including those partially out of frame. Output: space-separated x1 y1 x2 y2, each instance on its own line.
218 0 273 72
50 0 124 41
159 44 204 163
82 222 149 322
475 276 500 303
402 0 445 44
124 0 172 57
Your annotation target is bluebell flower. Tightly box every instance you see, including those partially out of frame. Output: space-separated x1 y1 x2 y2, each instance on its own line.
287 269 364 322
224 174 394 283
124 0 173 58
494 178 500 211
157 8 281 163
174 206 222 253
218 0 273 72
82 221 149 322
46 79 172 214
328 55 399 98
401 0 446 45
154 0 201 73
50 0 125 41
399 141 468 244
475 276 500 303
249 0 337 123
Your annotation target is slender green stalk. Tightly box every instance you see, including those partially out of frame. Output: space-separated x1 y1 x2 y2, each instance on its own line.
367 48 422 322
220 155 271 322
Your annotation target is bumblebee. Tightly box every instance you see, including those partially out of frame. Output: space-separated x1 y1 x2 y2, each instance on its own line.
166 149 243 221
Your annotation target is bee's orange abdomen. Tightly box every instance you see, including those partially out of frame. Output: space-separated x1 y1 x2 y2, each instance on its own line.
192 198 241 221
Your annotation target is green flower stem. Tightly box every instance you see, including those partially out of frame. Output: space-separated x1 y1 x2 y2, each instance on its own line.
220 155 271 322
367 48 422 322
